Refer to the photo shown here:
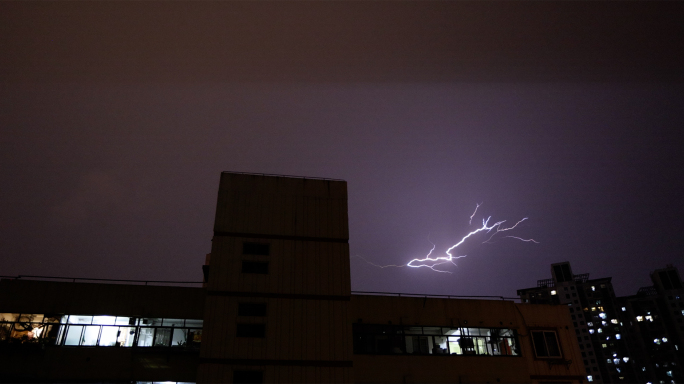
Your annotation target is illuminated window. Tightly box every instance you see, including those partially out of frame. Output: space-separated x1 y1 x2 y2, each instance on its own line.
599 313 607 319
587 375 593 382
616 334 621 339
531 330 562 358
645 315 653 322
352 324 520 356
589 329 595 334
662 337 668 343
0 314 203 348
602 344 607 348
551 290 557 295
598 328 603 333
654 338 660 344
623 357 629 363
636 316 644 322
622 307 626 311
591 307 597 311
591 286 596 291
611 319 618 324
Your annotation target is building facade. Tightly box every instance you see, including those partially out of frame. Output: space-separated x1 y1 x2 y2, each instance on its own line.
1 172 586 383
518 262 684 384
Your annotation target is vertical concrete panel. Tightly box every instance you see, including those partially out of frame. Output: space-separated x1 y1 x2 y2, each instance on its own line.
203 173 351 382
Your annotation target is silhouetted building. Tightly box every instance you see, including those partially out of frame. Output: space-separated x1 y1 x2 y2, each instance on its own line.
1 172 586 383
617 265 684 384
518 262 684 384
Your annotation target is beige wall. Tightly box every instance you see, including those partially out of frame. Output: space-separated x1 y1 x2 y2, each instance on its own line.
0 279 205 319
201 296 351 361
213 173 348 241
207 237 350 296
199 173 353 383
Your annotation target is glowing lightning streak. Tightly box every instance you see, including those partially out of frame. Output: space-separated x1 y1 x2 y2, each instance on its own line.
353 203 538 274
504 236 540 243
469 202 482 225
482 217 528 244
352 255 406 269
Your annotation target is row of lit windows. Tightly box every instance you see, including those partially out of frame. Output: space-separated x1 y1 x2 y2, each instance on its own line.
0 313 203 348
352 324 524 357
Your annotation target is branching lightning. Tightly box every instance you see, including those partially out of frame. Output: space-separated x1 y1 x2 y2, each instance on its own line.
353 203 539 274
504 236 540 243
469 202 482 225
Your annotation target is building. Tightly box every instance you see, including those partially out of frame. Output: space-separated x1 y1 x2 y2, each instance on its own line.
518 262 684 384
1 172 586 383
617 266 684 384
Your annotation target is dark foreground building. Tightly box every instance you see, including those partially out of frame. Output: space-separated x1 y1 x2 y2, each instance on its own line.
1 172 586 383
518 262 684 384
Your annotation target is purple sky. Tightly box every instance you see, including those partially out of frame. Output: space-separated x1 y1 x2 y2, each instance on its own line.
2 2 683 298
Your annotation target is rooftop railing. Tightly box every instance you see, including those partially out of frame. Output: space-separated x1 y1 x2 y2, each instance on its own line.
222 171 345 182
0 275 204 287
351 291 520 301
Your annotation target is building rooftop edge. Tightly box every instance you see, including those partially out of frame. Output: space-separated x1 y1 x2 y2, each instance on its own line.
221 171 346 182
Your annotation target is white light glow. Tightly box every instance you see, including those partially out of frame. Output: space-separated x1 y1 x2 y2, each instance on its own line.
355 203 537 273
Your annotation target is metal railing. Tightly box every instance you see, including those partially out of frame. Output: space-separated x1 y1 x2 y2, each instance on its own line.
222 171 345 182
351 291 520 301
537 273 590 288
0 275 204 287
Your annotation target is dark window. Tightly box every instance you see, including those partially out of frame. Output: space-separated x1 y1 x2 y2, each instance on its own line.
243 242 270 256
531 330 562 358
234 370 263 384
242 261 269 274
236 324 266 338
238 303 267 317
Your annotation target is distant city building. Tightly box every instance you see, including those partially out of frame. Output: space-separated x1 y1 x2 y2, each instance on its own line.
1 172 586 383
518 262 684 384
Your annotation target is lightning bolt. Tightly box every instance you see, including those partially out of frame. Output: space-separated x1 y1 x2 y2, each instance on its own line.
482 217 528 244
469 202 482 225
353 203 538 274
504 236 540 243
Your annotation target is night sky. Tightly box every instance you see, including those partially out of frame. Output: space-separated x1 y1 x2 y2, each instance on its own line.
2 2 683 299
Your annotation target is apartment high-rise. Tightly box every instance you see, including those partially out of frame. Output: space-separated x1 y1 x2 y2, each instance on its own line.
518 262 684 384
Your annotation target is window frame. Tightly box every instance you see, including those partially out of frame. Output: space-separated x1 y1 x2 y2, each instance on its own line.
530 329 563 359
